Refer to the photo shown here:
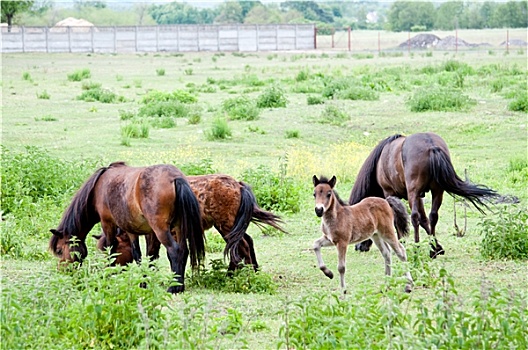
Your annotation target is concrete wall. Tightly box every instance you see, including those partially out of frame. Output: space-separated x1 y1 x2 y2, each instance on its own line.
1 24 315 53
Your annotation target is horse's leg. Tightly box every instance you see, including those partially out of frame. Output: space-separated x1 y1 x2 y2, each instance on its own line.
336 241 349 294
383 236 414 293
127 232 142 264
146 232 161 262
100 221 118 263
154 227 188 294
429 189 445 258
244 233 259 271
313 236 334 279
370 234 392 276
408 192 431 243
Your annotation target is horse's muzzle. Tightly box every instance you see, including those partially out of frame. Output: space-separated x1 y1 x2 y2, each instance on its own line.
315 207 324 217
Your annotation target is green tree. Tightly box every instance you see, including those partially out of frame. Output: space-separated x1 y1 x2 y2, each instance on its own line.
1 0 34 31
244 5 281 24
387 1 435 32
214 0 244 24
281 1 334 23
435 1 467 30
492 1 528 28
149 2 216 24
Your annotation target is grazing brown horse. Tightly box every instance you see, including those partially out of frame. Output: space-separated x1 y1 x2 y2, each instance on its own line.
49 162 205 293
350 132 498 257
312 175 413 294
94 174 286 270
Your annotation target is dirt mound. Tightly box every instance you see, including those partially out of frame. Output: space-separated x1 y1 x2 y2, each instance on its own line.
500 39 528 47
435 35 479 49
399 34 440 49
51 17 95 32
399 34 492 49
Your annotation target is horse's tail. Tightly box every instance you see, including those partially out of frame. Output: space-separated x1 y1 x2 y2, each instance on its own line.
349 134 403 205
386 196 409 239
429 147 498 213
225 182 287 263
174 177 205 269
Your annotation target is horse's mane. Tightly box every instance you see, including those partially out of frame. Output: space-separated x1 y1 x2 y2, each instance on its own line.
108 161 127 168
52 165 110 242
349 134 404 205
317 176 347 206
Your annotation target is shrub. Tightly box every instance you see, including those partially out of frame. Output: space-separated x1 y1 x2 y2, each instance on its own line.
407 87 476 112
479 206 528 260
121 122 150 139
77 87 124 103
307 95 325 105
241 164 302 213
221 96 260 121
140 89 197 104
285 130 300 139
320 105 349 126
187 259 277 294
0 146 94 216
206 117 232 140
321 77 353 99
336 86 379 101
179 158 216 175
36 90 50 99
118 109 136 121
138 102 190 119
256 86 288 108
67 68 91 81
508 93 528 112
156 68 165 76
295 68 310 82
22 71 32 82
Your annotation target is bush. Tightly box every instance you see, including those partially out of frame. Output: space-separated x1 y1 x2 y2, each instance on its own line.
0 146 94 216
479 207 528 260
222 96 260 121
336 86 379 101
179 158 216 175
307 95 325 105
67 68 91 81
256 86 288 108
138 101 190 119
320 105 349 126
207 117 232 141
508 93 528 112
278 269 527 349
188 259 277 294
140 89 197 104
77 87 125 103
407 86 476 112
241 164 302 213
121 122 150 139
36 90 50 99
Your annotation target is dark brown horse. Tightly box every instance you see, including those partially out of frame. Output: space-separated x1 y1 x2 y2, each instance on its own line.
49 162 205 293
350 132 497 257
313 175 413 294
94 174 286 270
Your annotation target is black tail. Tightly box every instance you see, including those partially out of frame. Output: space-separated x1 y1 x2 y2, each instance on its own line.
225 183 287 263
386 196 409 239
349 134 403 205
174 177 205 269
429 147 498 213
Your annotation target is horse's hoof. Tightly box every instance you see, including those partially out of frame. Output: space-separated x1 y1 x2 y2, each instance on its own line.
167 285 184 294
323 269 334 279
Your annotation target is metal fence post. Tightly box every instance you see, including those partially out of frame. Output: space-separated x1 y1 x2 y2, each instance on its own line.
90 26 94 53
45 27 49 53
113 26 117 53
22 26 25 52
68 26 71 53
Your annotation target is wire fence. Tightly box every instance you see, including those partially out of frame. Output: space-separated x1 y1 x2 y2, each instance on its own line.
316 28 527 53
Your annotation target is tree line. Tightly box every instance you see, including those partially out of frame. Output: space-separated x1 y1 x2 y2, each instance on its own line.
2 1 526 33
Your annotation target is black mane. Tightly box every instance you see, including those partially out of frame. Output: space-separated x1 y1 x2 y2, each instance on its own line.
349 134 404 205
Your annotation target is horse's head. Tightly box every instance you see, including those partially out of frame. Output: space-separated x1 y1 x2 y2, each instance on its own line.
49 229 88 266
92 231 134 266
312 175 337 217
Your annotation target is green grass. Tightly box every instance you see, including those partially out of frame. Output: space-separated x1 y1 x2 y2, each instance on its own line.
1 50 527 349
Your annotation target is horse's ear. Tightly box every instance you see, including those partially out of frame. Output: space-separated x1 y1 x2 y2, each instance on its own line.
312 175 320 187
50 229 63 238
329 176 337 188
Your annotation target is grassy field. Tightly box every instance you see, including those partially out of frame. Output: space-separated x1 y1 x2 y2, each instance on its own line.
1 44 527 349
